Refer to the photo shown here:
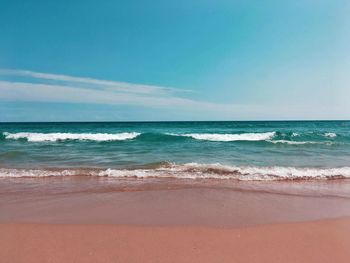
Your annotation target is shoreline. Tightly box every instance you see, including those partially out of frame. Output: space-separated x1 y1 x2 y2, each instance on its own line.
1 177 350 227
2 176 350 225
2 218 350 263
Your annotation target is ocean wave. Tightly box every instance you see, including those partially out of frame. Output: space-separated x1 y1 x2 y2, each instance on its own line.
324 132 337 138
268 140 320 145
168 132 276 142
2 132 140 142
1 131 344 144
1 163 350 180
269 140 339 145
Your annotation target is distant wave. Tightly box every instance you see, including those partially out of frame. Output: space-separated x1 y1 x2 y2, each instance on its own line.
268 140 310 145
167 132 338 144
1 131 344 144
1 163 350 180
324 132 337 138
2 132 140 142
168 132 276 142
268 140 328 145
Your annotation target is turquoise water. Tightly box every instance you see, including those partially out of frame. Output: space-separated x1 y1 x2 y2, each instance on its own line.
1 121 350 180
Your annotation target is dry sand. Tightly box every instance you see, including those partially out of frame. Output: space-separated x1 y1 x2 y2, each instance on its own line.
1 218 350 263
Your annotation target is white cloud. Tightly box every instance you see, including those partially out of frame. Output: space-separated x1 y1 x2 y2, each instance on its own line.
1 69 347 120
0 80 206 108
0 69 191 95
0 70 245 116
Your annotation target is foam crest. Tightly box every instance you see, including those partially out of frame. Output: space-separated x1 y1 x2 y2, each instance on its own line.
2 164 350 181
144 163 350 180
172 132 276 142
3 132 140 142
324 132 337 138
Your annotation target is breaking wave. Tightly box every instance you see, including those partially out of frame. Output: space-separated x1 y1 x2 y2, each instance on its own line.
1 163 350 181
324 132 337 138
2 132 141 142
0 131 344 144
268 140 325 145
167 132 276 141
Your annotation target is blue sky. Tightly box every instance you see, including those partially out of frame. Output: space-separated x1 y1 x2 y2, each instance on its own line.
0 0 349 121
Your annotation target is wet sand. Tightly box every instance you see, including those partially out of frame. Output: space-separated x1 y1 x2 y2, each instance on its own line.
1 177 350 262
1 177 350 226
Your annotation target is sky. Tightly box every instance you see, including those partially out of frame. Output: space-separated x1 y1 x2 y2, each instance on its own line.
0 0 349 121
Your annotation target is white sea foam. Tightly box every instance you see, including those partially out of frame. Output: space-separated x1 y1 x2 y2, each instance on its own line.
140 163 350 180
171 132 276 142
0 168 80 178
3 132 140 142
2 164 350 180
324 132 337 138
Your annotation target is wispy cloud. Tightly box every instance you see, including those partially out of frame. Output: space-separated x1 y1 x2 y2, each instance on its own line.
1 69 345 120
0 69 191 95
0 69 243 114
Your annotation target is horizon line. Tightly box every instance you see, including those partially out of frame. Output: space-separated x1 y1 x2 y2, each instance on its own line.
1 119 349 123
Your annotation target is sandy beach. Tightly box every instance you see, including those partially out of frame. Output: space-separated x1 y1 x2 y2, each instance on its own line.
1 0 349 259
1 177 350 262
2 218 350 263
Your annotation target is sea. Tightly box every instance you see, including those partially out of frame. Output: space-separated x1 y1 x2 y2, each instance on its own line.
1 121 350 181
